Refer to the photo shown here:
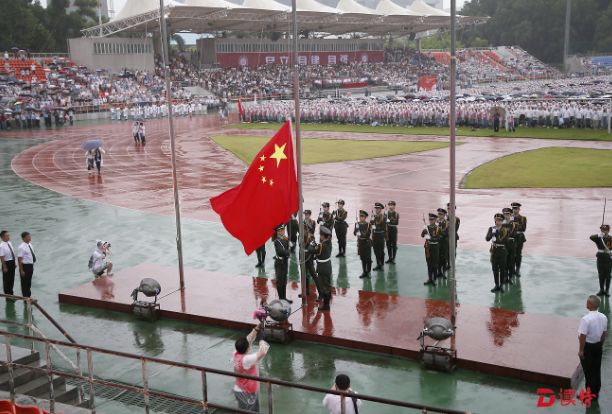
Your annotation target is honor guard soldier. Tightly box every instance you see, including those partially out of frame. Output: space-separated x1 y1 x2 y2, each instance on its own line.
486 213 510 293
371 202 388 271
318 202 334 233
437 208 449 277
304 218 323 300
511 202 527 276
386 201 399 264
273 225 292 303
422 213 441 285
590 224 611 296
255 243 266 268
309 226 333 311
287 213 299 253
304 210 316 236
447 203 460 246
333 200 349 257
502 208 518 282
354 210 372 278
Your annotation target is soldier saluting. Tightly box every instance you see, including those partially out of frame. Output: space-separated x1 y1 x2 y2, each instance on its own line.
273 224 292 303
590 224 611 297
354 210 372 279
511 202 527 277
437 208 449 278
385 201 399 264
333 200 349 258
486 213 510 293
371 202 387 271
422 213 441 285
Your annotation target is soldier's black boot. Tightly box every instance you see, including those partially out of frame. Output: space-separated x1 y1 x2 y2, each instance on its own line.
319 294 331 311
359 261 368 278
515 258 522 277
605 277 611 296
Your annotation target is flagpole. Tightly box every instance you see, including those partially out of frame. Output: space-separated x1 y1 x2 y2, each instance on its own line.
291 0 307 304
159 0 186 291
448 0 458 332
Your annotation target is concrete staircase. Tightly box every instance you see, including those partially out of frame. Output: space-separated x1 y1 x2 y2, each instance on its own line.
0 344 82 406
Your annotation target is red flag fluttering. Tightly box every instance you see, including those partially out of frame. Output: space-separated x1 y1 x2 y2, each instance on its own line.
210 121 298 254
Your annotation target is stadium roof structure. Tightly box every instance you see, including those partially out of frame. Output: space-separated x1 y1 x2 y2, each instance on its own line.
81 0 486 38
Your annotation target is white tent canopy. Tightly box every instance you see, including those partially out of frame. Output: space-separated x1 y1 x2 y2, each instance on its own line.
85 0 484 37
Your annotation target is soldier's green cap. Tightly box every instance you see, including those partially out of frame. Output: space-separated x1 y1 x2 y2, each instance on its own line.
428 213 437 219
437 208 447 215
374 202 384 209
322 202 330 208
275 224 285 231
337 199 345 205
304 210 312 215
388 201 396 206
359 210 368 217
511 202 522 208
601 224 610 231
494 213 504 220
502 208 512 214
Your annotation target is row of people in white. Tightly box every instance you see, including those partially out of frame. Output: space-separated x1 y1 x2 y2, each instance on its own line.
0 231 35 297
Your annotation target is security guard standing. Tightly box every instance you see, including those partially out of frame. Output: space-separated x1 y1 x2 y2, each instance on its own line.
371 202 387 271
511 202 527 277
590 224 611 296
386 201 399 264
310 226 333 311
502 207 517 283
437 208 449 277
318 202 334 233
333 200 349 257
422 213 441 285
486 213 510 293
273 225 292 303
354 210 372 278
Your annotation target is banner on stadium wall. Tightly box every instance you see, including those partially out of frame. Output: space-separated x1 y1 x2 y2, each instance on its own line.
418 75 437 91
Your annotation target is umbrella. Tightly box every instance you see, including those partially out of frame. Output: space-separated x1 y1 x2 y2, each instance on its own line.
489 106 506 118
81 140 102 151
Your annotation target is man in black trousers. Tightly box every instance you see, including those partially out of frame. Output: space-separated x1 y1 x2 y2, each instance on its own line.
578 295 607 400
17 232 36 298
0 231 16 295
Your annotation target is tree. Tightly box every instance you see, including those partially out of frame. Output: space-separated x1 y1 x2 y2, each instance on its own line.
0 0 52 52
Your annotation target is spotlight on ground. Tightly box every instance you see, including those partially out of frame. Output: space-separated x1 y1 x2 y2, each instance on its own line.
418 317 456 372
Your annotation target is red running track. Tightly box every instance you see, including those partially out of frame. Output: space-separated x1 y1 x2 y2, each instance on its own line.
7 115 612 258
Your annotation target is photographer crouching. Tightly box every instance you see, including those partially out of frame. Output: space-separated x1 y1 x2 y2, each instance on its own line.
89 240 113 278
232 323 270 412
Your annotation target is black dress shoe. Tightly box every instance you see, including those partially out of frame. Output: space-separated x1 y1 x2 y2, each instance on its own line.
424 280 435 285
360 273 371 279
605 291 610 297
255 263 261 268
491 287 499 293
597 290 605 296
373 266 382 271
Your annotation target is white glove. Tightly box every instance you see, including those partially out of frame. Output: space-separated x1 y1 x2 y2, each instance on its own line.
372 225 377 230
425 235 431 240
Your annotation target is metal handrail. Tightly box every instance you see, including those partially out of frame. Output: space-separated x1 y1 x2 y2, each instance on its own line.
0 330 473 414
0 294 83 402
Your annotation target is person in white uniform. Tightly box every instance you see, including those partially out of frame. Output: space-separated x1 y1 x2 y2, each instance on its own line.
17 231 36 297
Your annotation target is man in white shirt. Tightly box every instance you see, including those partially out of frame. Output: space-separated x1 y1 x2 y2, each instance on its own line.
578 295 607 399
323 374 362 414
0 230 16 295
17 232 36 298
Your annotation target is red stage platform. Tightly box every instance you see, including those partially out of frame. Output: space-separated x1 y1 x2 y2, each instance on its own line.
58 264 579 387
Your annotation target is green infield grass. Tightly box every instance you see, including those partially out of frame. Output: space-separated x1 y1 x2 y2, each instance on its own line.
228 122 612 141
210 135 448 165
463 147 612 188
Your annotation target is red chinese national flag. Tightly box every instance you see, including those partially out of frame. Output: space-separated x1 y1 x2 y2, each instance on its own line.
210 121 298 255
237 98 245 119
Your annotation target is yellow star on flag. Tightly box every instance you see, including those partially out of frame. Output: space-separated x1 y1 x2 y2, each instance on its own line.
260 155 266 162
258 165 264 172
270 144 287 167
261 176 267 183
269 179 274 186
